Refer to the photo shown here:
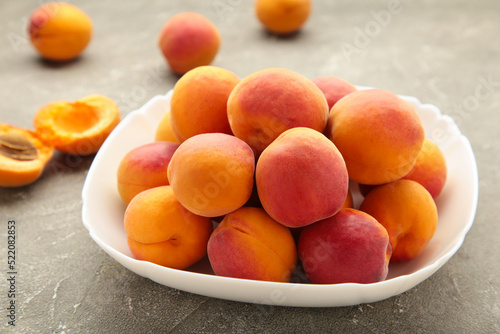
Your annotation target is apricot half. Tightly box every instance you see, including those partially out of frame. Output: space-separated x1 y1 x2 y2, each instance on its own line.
34 94 120 155
0 123 54 187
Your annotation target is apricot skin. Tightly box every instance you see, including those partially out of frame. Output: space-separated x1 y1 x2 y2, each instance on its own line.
227 68 329 156
207 207 297 282
124 186 213 270
402 139 447 199
170 66 240 143
327 89 425 185
256 127 348 228
360 179 438 262
155 110 179 143
167 133 255 217
312 76 358 111
117 141 179 206
158 12 220 75
255 0 311 35
298 208 391 284
28 2 92 61
0 123 54 187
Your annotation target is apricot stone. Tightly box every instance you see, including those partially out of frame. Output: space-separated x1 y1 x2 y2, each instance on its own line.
298 208 391 284
167 133 255 217
360 179 438 262
255 0 312 35
124 186 213 269
207 207 297 282
328 89 425 185
170 66 240 143
227 68 329 156
312 76 358 111
117 141 179 205
402 138 447 199
0 123 54 187
158 12 220 75
256 127 348 228
29 2 92 61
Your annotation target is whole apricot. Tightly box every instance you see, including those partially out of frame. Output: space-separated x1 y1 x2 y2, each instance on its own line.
207 207 297 282
298 208 391 284
158 12 220 75
402 138 447 199
0 123 54 187
167 133 255 217
312 76 358 111
170 66 240 142
33 94 120 155
227 68 329 156
360 179 438 262
117 141 180 205
28 2 92 61
256 127 348 228
327 89 425 185
124 186 213 269
155 110 179 143
255 0 311 35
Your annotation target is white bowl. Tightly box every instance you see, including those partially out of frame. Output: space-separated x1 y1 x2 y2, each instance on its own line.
81 88 478 307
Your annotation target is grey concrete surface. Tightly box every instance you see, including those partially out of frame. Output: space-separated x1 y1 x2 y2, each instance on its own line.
1 0 499 332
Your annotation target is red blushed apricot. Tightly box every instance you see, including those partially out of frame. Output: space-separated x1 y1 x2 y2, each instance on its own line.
312 76 358 111
298 208 391 284
360 179 438 262
33 94 120 155
124 186 213 269
0 123 54 187
170 66 240 143
167 133 255 217
328 89 425 185
28 2 92 61
256 127 348 228
207 207 297 282
227 68 329 156
158 12 220 75
255 0 312 35
402 139 447 199
117 141 179 205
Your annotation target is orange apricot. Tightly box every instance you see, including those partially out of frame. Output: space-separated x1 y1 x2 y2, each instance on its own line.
33 94 120 155
255 0 312 35
227 68 329 156
170 66 240 143
207 207 297 282
117 141 179 205
328 89 425 185
158 12 220 75
402 138 447 199
167 133 255 217
124 186 213 269
0 123 54 187
154 110 179 143
312 76 358 111
360 179 438 262
28 2 92 61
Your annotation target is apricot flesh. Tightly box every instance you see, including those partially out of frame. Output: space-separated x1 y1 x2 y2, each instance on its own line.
298 208 391 284
158 12 220 75
34 94 120 155
360 179 438 262
0 123 54 187
117 141 179 205
328 89 425 185
227 68 329 156
256 127 349 228
167 133 255 217
207 207 297 282
255 0 312 35
28 2 92 61
170 66 240 143
124 186 213 270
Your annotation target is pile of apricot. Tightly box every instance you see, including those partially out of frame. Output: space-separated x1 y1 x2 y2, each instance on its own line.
118 65 447 285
